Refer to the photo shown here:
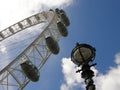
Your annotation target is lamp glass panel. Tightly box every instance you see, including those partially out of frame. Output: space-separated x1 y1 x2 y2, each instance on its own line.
73 47 92 63
73 49 83 63
80 47 92 60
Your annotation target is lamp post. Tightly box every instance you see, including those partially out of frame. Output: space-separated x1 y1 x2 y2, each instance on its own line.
71 43 96 90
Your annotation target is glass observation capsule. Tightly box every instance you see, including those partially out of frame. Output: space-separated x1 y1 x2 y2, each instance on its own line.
57 21 68 37
20 60 40 82
55 8 70 26
45 36 60 54
59 9 70 26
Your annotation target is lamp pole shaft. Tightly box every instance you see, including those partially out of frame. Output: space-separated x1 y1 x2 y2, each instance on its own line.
81 64 96 90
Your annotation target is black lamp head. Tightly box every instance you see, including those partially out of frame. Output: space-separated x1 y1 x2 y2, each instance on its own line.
71 43 96 66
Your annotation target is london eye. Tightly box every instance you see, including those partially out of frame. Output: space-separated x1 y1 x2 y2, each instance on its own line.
0 8 70 90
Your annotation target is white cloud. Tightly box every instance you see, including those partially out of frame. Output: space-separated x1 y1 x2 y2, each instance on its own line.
95 63 120 90
0 0 73 30
61 58 84 90
61 53 120 90
0 44 7 53
115 53 120 64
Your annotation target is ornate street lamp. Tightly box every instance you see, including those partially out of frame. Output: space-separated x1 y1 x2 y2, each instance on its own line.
71 43 96 90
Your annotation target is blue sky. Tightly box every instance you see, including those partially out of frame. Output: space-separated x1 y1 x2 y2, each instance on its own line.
0 0 120 90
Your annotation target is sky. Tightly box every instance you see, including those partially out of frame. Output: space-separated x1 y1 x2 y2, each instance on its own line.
0 0 120 90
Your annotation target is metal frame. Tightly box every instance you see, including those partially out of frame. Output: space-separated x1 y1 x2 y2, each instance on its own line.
0 11 49 42
0 10 61 90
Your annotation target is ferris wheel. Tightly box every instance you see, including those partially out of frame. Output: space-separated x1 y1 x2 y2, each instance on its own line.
0 8 70 90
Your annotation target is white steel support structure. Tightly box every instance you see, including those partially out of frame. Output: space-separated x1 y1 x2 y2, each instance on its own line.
0 10 61 90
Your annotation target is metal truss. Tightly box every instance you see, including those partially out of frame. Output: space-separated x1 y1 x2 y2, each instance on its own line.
0 10 61 90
